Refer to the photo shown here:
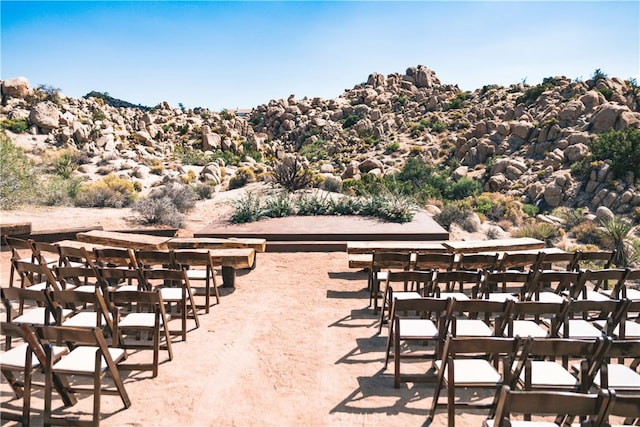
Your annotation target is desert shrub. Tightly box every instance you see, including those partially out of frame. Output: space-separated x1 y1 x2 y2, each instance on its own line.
445 177 482 200
322 175 343 193
516 78 556 104
553 206 585 229
597 88 614 101
443 91 472 111
50 149 86 179
300 139 328 161
193 183 214 200
385 142 400 153
131 197 184 228
75 174 137 208
295 192 331 216
173 145 210 166
42 176 83 206
597 216 637 267
571 221 600 244
633 206 640 224
342 114 360 129
262 193 295 218
0 118 29 133
329 197 363 216
0 133 37 209
272 155 313 191
149 183 197 212
522 203 539 218
434 201 474 231
230 192 264 223
228 167 256 190
471 193 525 226
512 220 559 245
589 128 640 178
241 141 262 163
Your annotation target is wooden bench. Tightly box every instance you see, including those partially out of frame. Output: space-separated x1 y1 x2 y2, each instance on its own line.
76 230 171 250
167 237 266 252
442 238 545 254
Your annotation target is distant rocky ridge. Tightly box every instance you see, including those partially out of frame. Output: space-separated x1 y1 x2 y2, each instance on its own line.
1 66 640 215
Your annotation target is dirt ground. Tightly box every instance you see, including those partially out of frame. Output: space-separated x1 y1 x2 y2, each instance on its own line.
0 201 499 427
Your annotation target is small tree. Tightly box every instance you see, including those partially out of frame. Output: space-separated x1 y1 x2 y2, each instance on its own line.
272 154 313 191
589 128 640 178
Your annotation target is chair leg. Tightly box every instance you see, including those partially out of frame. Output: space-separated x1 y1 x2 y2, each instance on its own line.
377 287 389 334
23 350 32 427
394 325 401 388
447 361 455 427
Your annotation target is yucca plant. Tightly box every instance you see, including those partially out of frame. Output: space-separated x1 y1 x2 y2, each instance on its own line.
598 216 637 267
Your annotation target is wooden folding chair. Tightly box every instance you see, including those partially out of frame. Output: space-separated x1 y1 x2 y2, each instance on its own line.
496 251 543 272
1 322 76 425
172 249 221 313
516 337 610 393
377 270 430 333
446 298 512 338
571 268 628 301
368 251 412 312
1 286 70 327
58 244 94 269
484 385 612 427
384 297 454 388
135 249 176 270
108 289 173 378
570 249 617 272
457 253 499 272
47 287 116 340
28 240 62 267
55 265 104 294
429 269 484 299
140 268 199 341
499 299 569 339
412 252 455 273
12 257 66 291
591 339 640 394
538 251 580 272
609 299 640 339
556 299 628 340
93 247 138 270
95 265 145 293
36 325 131 426
428 335 525 427
605 268 640 301
522 270 580 302
4 236 37 288
480 270 531 302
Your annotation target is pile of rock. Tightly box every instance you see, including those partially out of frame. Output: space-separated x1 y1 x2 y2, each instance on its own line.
1 65 639 215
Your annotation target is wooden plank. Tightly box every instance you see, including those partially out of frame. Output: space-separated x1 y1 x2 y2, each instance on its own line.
76 230 170 250
441 238 545 254
167 237 266 252
173 248 255 269
346 241 447 255
114 228 178 238
15 226 104 243
0 222 31 237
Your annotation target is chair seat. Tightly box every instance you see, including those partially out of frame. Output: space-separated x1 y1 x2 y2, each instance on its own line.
61 312 106 328
159 287 184 302
119 313 157 328
25 281 49 291
392 292 422 300
593 364 640 390
485 293 519 302
13 307 73 326
450 319 493 337
185 269 208 280
398 318 439 339
53 346 126 374
436 358 501 385
600 287 640 301
115 285 139 292
559 320 604 339
485 421 558 427
1 343 68 370
73 285 99 293
434 292 469 301
510 320 549 338
533 292 565 303
577 290 610 302
520 361 578 388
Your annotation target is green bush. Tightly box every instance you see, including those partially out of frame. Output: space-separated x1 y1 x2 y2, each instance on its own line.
342 114 360 129
230 192 264 223
295 192 331 216
148 183 197 212
228 167 256 190
445 177 482 200
522 203 539 218
262 193 295 218
385 142 400 153
0 133 37 209
193 183 214 200
589 128 640 178
512 220 559 245
597 216 636 267
597 88 614 101
300 139 328 161
0 118 29 133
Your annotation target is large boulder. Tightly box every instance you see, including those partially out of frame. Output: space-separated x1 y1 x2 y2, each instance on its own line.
1 77 31 99
29 101 61 130
589 103 629 132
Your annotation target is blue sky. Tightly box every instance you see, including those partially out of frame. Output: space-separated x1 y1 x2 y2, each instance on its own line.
1 1 638 111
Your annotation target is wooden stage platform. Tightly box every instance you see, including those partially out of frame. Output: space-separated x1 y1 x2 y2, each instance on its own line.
194 212 449 252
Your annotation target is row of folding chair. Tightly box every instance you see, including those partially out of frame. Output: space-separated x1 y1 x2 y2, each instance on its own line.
414 334 640 427
377 268 640 333
484 385 639 427
368 249 619 312
1 321 130 426
384 296 640 390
